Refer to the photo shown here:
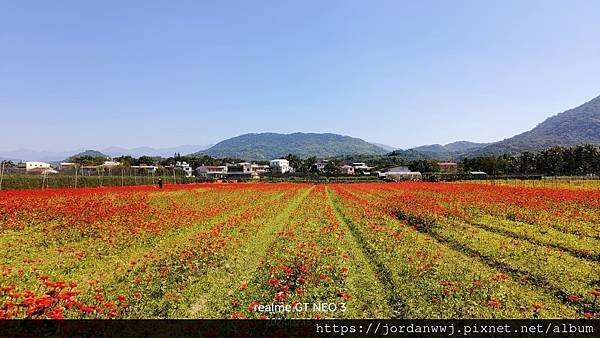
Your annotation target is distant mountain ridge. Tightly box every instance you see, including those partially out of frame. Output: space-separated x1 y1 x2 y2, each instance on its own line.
194 132 388 160
472 95 600 155
69 150 107 159
407 141 491 159
370 142 398 152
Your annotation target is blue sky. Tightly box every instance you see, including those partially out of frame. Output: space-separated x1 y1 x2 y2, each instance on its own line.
1 0 599 151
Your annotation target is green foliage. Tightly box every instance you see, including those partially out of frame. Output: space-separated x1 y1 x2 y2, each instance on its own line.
461 144 600 176
68 156 107 166
137 156 160 165
194 132 388 160
284 153 302 170
114 155 137 166
159 155 245 169
408 159 440 173
323 160 342 176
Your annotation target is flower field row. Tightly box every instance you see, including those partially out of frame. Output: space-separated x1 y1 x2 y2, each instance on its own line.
1 181 598 318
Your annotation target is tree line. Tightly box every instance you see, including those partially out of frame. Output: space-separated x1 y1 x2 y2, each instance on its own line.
40 144 600 177
461 144 600 176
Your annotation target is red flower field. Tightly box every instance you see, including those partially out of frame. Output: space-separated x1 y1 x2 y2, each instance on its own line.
0 181 598 319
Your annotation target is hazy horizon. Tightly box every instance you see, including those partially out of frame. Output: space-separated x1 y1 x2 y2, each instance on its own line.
2 0 600 152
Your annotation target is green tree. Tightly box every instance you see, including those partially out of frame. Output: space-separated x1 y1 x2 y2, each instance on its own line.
284 154 302 172
138 156 159 165
324 160 341 176
408 160 440 173
299 156 317 173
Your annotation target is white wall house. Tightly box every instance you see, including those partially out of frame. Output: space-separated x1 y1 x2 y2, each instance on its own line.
352 162 372 171
175 161 193 177
314 161 328 172
24 161 51 171
131 165 158 174
102 160 121 168
196 165 227 179
384 171 422 181
250 164 269 175
269 159 292 174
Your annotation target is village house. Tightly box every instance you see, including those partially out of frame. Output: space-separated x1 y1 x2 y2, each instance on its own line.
59 162 77 171
352 162 373 174
341 165 355 175
250 164 269 176
269 159 292 174
19 161 52 171
16 161 57 175
131 165 158 174
174 161 193 177
438 162 459 173
102 160 120 168
469 171 488 179
377 166 421 181
196 165 227 179
384 171 422 181
313 160 328 172
226 162 256 179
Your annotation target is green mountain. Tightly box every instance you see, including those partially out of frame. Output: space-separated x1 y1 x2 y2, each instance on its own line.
445 141 491 153
67 150 107 161
473 95 600 155
408 141 490 159
193 133 388 160
370 142 398 152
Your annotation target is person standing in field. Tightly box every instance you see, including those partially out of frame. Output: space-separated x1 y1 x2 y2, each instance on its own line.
157 178 163 189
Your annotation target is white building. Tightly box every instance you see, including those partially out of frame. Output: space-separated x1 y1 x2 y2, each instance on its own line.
377 166 412 179
384 171 422 181
352 162 373 172
250 164 269 175
131 165 158 174
314 160 328 172
59 162 77 171
24 161 52 171
196 165 227 179
175 161 193 177
102 160 121 168
269 159 292 174
341 165 355 175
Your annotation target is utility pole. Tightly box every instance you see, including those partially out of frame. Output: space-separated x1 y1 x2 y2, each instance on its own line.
74 164 78 188
42 171 47 189
0 161 5 190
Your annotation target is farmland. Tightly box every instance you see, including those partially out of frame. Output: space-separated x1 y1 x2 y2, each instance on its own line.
0 182 598 319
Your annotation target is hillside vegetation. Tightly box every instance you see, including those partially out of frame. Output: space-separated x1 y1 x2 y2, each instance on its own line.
474 95 600 155
195 132 387 160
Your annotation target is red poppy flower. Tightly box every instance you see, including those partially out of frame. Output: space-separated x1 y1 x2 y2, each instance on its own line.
230 312 245 319
488 298 501 308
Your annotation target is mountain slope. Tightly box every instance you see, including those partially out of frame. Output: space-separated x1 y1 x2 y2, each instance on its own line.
408 141 491 159
68 150 107 160
474 95 600 155
370 142 398 152
444 141 491 153
194 133 388 160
